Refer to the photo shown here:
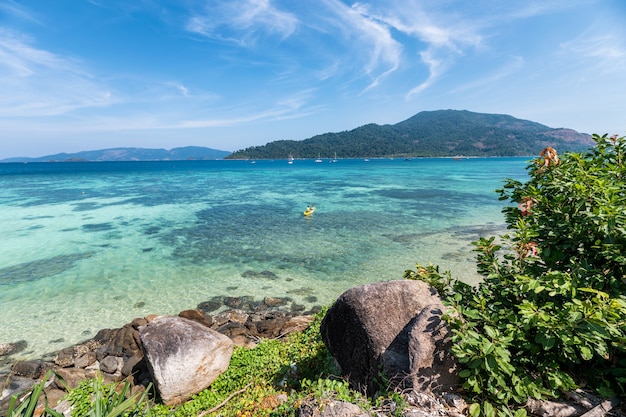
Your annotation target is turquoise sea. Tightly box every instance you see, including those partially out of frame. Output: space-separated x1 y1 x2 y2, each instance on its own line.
0 157 529 365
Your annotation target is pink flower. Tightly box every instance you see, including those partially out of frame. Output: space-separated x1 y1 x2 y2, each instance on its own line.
518 196 536 216
537 147 560 171
518 241 539 258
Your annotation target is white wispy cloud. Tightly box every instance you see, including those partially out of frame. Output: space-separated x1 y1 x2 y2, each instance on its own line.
0 30 66 77
178 88 318 128
320 0 402 93
169 82 190 97
560 30 626 74
338 0 484 98
351 1 579 100
186 0 298 46
0 0 40 24
371 0 483 51
0 30 113 117
405 50 444 99
316 61 340 81
506 0 578 19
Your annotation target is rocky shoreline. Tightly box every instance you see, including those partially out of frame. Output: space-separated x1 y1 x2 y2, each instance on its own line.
0 292 322 370
0 293 319 414
2 282 622 417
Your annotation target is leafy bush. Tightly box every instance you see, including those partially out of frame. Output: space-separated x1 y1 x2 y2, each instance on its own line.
405 134 626 416
65 373 154 417
5 370 63 417
5 370 153 417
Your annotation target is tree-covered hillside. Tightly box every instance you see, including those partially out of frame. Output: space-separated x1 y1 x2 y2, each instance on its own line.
227 110 594 159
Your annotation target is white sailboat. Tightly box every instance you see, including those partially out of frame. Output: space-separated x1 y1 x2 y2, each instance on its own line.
288 153 294 164
315 153 322 163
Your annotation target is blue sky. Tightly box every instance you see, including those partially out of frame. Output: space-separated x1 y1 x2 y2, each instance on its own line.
1 0 625 158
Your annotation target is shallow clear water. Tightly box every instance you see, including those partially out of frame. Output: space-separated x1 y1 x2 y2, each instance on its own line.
0 157 528 363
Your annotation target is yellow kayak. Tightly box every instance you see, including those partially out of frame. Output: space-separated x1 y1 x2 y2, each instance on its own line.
303 207 316 216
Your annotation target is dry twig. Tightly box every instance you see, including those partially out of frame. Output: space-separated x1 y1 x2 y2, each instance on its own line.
198 381 254 417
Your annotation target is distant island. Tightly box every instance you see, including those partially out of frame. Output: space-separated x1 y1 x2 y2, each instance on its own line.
1 110 596 162
1 146 231 163
228 109 594 159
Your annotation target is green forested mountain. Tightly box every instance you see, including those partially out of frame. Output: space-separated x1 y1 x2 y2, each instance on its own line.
227 110 594 159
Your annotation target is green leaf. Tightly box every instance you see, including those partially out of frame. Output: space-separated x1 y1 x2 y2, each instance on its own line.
484 325 497 339
459 369 472 378
483 401 495 417
579 345 593 360
469 403 481 417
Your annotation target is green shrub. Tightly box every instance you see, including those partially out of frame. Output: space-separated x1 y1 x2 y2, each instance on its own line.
65 373 155 417
405 134 626 415
5 370 64 417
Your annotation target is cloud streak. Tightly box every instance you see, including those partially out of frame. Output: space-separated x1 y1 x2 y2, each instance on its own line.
337 0 485 99
560 30 626 74
0 30 113 117
186 0 298 46
335 1 402 93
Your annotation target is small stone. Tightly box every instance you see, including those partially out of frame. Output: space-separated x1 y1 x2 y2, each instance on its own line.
53 367 99 390
263 296 287 307
223 296 243 308
74 352 97 369
179 309 213 327
145 314 159 322
121 354 145 377
54 347 75 368
0 340 27 357
131 317 149 329
12 360 45 378
0 343 14 356
100 355 121 374
280 316 314 335
230 334 255 347
214 309 248 326
290 303 306 312
305 305 323 315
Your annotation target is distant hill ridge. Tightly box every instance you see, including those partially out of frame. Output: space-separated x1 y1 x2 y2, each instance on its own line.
227 109 594 159
1 146 230 163
2 110 595 162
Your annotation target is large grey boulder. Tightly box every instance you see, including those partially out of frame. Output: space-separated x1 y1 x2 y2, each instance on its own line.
140 316 233 406
320 280 458 395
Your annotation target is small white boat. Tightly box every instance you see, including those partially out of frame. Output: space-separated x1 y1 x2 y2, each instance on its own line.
315 154 322 163
288 153 294 164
